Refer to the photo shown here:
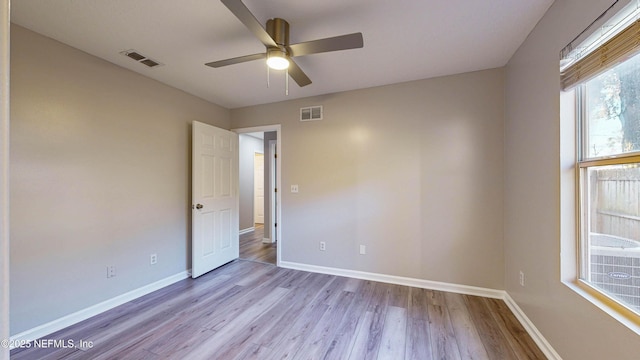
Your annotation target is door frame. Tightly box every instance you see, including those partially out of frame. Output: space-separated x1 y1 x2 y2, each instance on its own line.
233 125 282 266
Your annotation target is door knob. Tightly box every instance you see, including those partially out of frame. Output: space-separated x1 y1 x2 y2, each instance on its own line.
195 204 204 210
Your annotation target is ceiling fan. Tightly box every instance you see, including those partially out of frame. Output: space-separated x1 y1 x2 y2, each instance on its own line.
206 0 364 88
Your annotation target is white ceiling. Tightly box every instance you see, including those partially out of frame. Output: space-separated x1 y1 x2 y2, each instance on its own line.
10 0 554 109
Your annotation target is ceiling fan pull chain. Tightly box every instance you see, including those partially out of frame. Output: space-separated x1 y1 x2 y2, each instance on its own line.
286 69 289 96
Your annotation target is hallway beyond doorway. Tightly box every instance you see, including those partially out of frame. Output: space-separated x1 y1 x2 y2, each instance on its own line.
239 225 276 265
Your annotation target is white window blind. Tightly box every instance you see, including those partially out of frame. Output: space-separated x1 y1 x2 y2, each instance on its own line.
561 0 640 89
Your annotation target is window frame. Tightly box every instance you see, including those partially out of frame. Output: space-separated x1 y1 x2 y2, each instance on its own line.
574 82 640 324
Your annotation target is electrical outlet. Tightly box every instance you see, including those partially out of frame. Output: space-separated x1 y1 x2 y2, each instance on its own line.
107 265 116 278
359 245 366 255
150 253 158 265
291 184 299 193
319 241 326 251
519 271 525 287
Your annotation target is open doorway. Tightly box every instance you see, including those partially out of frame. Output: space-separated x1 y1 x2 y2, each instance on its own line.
236 126 281 266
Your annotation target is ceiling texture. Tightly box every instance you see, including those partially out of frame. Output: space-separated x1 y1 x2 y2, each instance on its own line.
10 0 555 109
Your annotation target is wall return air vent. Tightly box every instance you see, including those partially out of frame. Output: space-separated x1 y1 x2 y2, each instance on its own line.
300 106 323 121
120 50 163 68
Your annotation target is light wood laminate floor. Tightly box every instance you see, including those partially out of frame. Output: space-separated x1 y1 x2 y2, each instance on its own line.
240 224 276 265
11 260 545 359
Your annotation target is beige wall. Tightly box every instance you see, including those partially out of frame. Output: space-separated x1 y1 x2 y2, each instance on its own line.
505 0 640 358
9 25 229 334
238 134 263 231
232 68 505 289
1 0 9 358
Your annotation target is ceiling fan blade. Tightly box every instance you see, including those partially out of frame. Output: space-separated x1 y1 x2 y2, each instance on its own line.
205 53 266 68
288 33 363 57
288 59 312 87
221 0 277 47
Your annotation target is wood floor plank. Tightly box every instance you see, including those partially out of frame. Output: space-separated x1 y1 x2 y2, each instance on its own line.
233 343 271 360
170 284 246 330
11 261 546 360
408 287 430 321
427 289 446 306
367 281 391 312
183 287 290 359
484 298 546 359
464 295 518 360
319 276 351 305
261 276 340 359
387 283 410 308
354 281 393 360
428 304 462 360
291 290 357 359
405 317 433 360
275 268 312 289
323 280 377 360
377 305 408 359
343 277 362 293
201 268 294 331
347 310 375 360
234 262 277 286
143 323 215 357
253 272 335 350
265 303 330 359
445 292 490 360
212 274 325 359
104 347 161 360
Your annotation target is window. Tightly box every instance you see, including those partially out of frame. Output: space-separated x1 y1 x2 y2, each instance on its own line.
562 1 640 320
578 67 640 314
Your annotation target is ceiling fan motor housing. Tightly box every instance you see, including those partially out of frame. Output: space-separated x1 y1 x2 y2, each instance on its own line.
266 18 290 47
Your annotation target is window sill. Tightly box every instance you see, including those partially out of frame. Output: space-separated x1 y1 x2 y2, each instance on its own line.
562 279 640 336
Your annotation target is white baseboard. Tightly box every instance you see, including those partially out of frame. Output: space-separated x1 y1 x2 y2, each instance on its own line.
9 270 191 348
279 261 561 359
239 227 255 235
262 238 272 244
503 293 562 360
279 261 504 299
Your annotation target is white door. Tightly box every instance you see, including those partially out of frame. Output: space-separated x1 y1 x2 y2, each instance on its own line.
192 121 239 278
254 153 264 224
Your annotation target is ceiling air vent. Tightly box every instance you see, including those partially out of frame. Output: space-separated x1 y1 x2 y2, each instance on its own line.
125 51 145 61
140 59 160 68
300 106 323 121
120 50 163 68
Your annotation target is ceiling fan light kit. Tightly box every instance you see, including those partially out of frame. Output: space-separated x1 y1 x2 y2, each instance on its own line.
266 47 289 70
206 0 364 93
